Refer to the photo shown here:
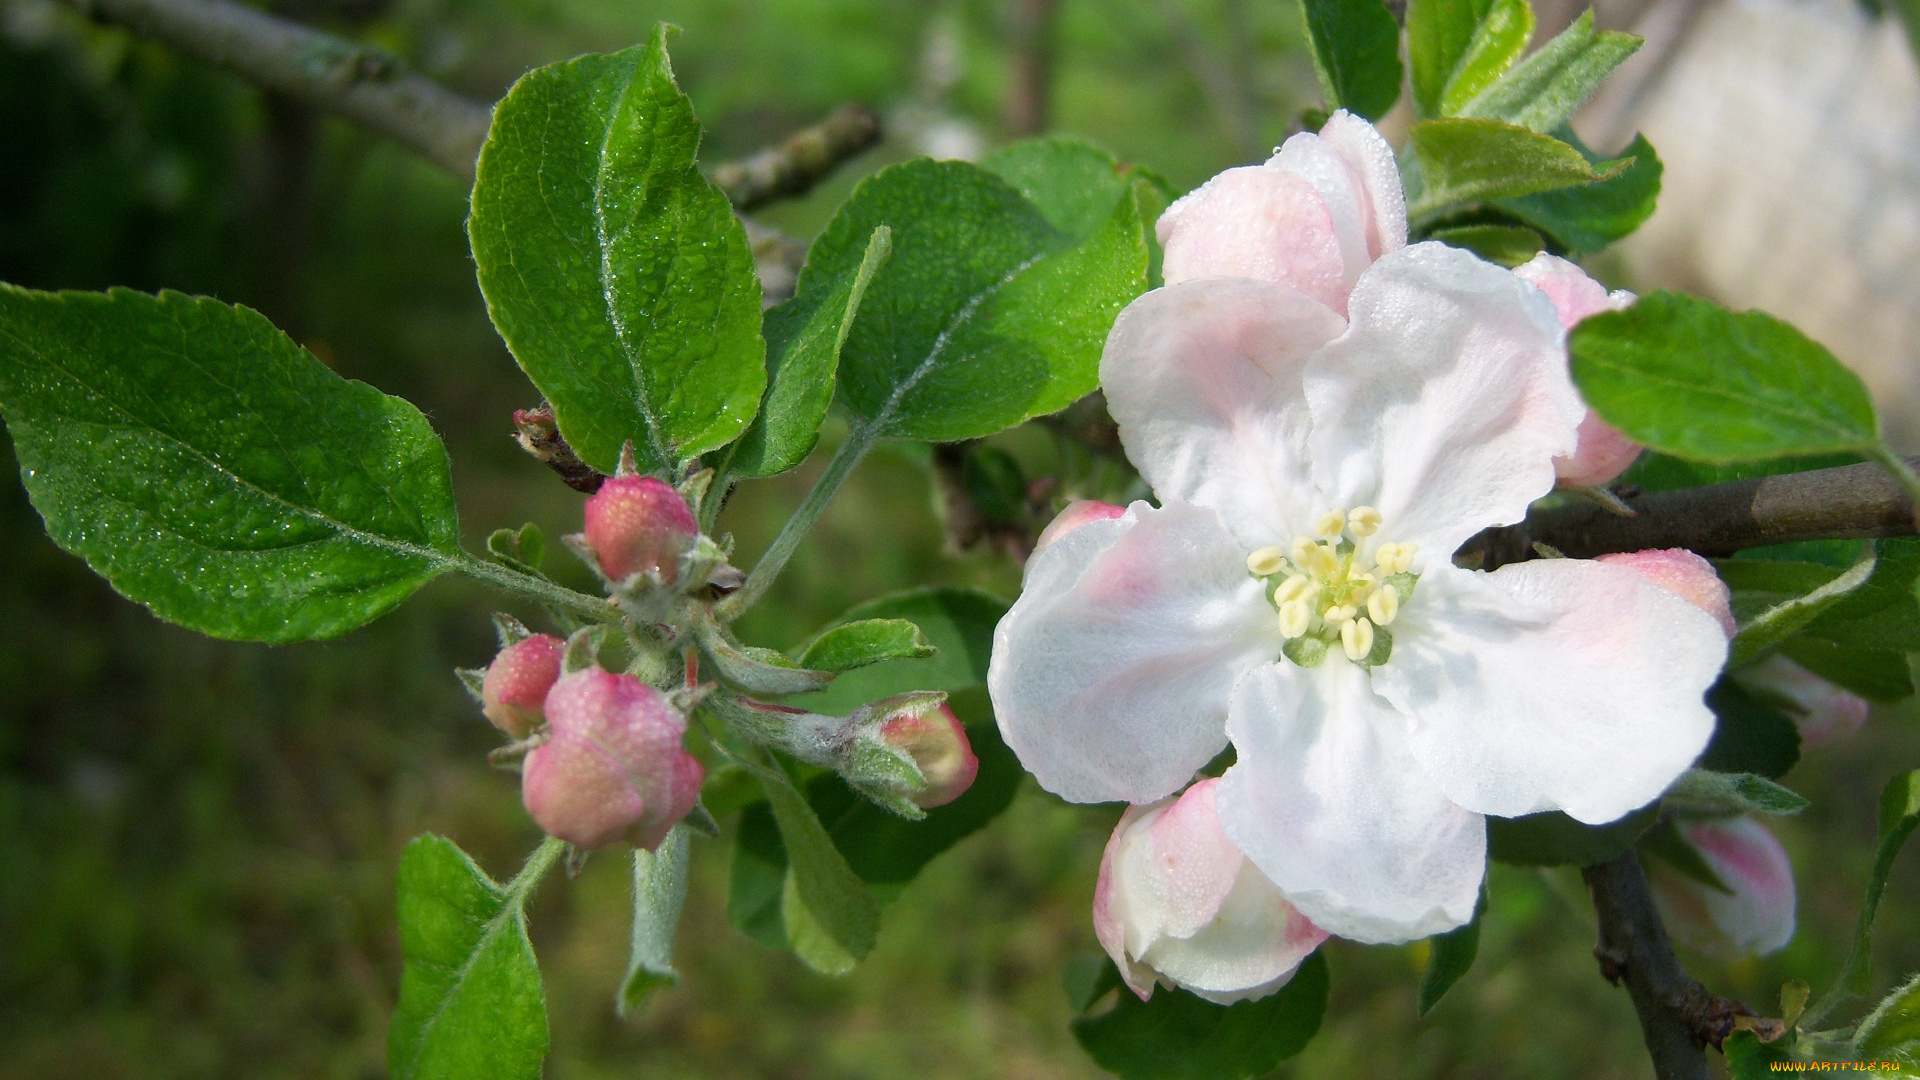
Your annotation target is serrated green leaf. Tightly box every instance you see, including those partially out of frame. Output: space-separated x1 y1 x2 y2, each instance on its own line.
1408 119 1624 218
1487 802 1660 866
792 586 1007 714
798 617 935 673
1427 223 1545 266
981 136 1168 242
618 826 690 1015
1808 770 1920 1025
1722 550 1880 666
732 226 891 478
0 285 459 643
1781 638 1914 704
1855 971 1920 1061
806 159 1148 441
469 27 765 474
1070 952 1329 1080
1300 0 1404 120
1418 885 1485 1016
1570 292 1879 463
389 836 548 1080
1501 131 1662 254
757 761 880 974
1702 678 1803 779
1454 12 1641 133
1664 769 1809 816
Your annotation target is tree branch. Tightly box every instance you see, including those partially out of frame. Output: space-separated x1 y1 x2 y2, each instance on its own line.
1464 457 1920 568
709 104 881 211
60 0 493 177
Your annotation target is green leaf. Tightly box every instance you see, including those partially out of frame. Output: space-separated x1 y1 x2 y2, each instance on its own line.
1064 951 1126 1012
1722 551 1879 666
0 286 460 643
1663 769 1809 816
618 826 690 1015
1300 0 1404 120
962 445 1030 524
1855 971 1920 1062
1408 119 1624 218
758 762 881 974
1454 12 1641 133
1070 952 1329 1080
1427 223 1545 266
732 226 891 478
792 586 1007 714
1570 292 1879 463
981 137 1169 242
469 27 765 474
1781 637 1914 704
1797 538 1920 652
1501 131 1663 254
1807 770 1920 1027
389 836 547 1080
1724 1030 1794 1078
1621 449 1865 494
798 617 936 673
1418 885 1485 1016
1408 0 1534 118
806 159 1148 441
1701 678 1803 779
727 801 789 949
1487 802 1660 866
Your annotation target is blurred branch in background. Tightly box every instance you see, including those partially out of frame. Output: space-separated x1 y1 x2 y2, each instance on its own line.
1003 0 1060 137
710 103 881 209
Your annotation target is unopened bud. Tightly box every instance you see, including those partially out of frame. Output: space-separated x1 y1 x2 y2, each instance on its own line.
481 633 564 738
1513 254 1644 489
580 475 699 584
1596 549 1736 638
1646 815 1795 957
1095 779 1326 1004
1034 500 1128 553
1736 655 1869 749
521 668 704 850
877 700 979 809
1554 414 1643 489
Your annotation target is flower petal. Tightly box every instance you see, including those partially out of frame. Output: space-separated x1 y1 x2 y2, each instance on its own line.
1306 243 1582 558
1158 166 1349 313
1276 110 1407 281
1215 661 1485 944
1373 559 1725 824
1102 278 1347 549
989 501 1280 804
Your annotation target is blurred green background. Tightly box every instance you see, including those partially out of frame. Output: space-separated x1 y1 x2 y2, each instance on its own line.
2 0 1917 1076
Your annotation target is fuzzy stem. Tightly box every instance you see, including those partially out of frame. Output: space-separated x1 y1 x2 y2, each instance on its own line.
716 422 876 621
454 552 619 624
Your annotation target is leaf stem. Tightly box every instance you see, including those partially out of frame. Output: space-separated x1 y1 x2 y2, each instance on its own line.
454 552 621 623
1868 442 1920 532
716 421 877 620
505 834 568 906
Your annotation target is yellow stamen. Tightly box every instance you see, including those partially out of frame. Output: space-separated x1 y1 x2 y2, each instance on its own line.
1348 506 1383 537
1313 510 1346 539
1246 546 1287 576
1342 617 1375 661
1278 600 1313 639
1367 584 1399 626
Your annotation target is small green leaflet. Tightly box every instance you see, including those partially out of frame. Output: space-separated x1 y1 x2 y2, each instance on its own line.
1570 292 1879 463
1427 223 1545 267
1407 0 1532 118
797 617 935 673
1806 770 1920 1026
1418 885 1485 1016
982 137 1174 243
389 836 548 1080
1854 971 1920 1064
1722 550 1879 666
0 285 460 643
1500 131 1663 255
1299 0 1403 121
470 26 765 474
791 586 1006 714
803 158 1148 442
1407 119 1625 219
1069 952 1330 1080
731 227 891 478
1662 769 1809 816
1452 12 1641 134
618 826 691 1015
757 760 880 975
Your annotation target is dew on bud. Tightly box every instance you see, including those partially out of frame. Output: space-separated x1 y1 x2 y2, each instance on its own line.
1596 548 1736 639
481 633 564 739
580 475 699 584
521 668 703 850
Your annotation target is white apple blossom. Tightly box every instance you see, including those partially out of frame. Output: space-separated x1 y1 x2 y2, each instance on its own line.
1095 778 1326 1004
990 114 1728 944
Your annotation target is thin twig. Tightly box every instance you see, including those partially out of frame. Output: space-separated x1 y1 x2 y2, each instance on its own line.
58 0 494 177
709 104 881 210
1464 456 1920 568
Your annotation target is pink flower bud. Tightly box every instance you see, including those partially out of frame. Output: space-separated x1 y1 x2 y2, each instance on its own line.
1596 549 1737 638
1647 815 1795 957
521 669 703 850
1736 655 1870 748
1034 500 1127 553
1514 254 1644 488
1094 778 1327 1005
481 633 564 738
581 475 698 584
878 702 979 809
